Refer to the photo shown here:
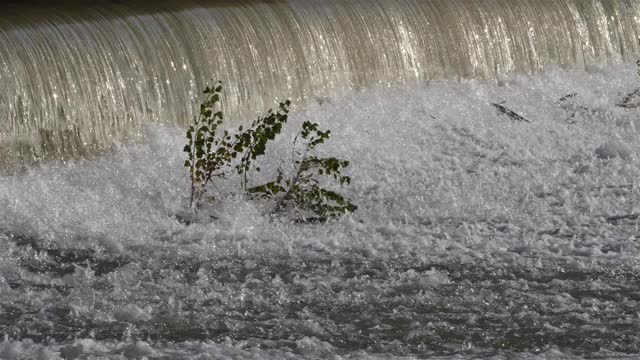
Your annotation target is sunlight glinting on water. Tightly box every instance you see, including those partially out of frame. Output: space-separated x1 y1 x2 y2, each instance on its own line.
1 0 639 165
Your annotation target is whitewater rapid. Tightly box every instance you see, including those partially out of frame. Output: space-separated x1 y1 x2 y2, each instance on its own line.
1 64 640 358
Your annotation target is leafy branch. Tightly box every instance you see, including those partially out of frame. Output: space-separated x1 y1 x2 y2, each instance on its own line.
184 82 356 221
247 121 357 219
184 82 289 209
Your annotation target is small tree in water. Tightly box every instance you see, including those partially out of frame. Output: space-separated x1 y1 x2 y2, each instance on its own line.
184 82 356 221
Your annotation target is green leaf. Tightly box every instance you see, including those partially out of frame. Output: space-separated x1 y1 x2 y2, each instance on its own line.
185 83 356 218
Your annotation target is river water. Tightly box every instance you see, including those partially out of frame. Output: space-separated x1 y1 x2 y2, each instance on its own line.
1 63 640 358
1 0 639 165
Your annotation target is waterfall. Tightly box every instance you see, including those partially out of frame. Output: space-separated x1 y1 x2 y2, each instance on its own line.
1 0 639 165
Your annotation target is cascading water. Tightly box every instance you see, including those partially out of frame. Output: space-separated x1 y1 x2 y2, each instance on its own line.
1 0 639 165
5 2 640 357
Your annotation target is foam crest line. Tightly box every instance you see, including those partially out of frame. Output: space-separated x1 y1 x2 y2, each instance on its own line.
1 0 639 164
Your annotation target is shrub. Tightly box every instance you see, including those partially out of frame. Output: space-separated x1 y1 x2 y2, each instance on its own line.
247 120 357 219
184 82 356 221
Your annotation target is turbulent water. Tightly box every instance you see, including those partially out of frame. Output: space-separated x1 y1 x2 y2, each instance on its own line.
1 64 640 358
1 0 640 166
2 0 640 358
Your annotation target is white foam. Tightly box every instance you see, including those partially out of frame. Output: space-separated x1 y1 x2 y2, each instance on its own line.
1 63 640 358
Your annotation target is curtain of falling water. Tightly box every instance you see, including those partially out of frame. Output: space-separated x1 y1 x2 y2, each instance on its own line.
1 0 639 165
